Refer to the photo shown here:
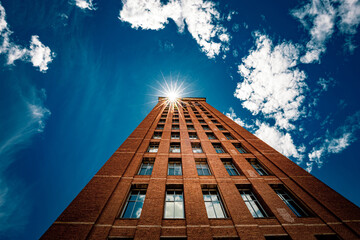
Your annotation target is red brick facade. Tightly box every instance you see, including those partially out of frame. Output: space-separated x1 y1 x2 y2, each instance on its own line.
41 97 360 240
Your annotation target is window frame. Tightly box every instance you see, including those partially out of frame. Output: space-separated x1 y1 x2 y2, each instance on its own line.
239 188 268 218
120 189 147 219
138 158 154 175
192 143 203 153
213 143 226 153
147 142 159 153
196 160 211 176
169 143 181 153
168 159 182 175
164 188 185 219
274 187 310 217
202 188 227 219
222 159 240 176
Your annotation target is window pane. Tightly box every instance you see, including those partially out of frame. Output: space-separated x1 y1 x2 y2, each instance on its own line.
205 202 216 218
133 201 144 218
122 201 135 218
164 202 174 218
213 202 225 218
175 202 184 218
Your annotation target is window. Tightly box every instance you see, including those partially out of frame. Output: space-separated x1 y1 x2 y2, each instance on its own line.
202 125 210 130
121 189 146 218
159 119 166 123
222 159 240 176
206 133 216 140
192 143 203 153
172 125 179 130
173 114 179 118
187 125 195 130
156 124 164 130
213 143 226 153
211 119 218 124
217 125 225 130
138 158 154 175
170 143 181 153
173 119 179 123
315 235 341 240
233 143 247 153
265 236 292 240
152 131 162 139
161 114 167 118
224 132 234 140
196 160 211 176
239 189 268 218
164 189 184 218
196 115 201 118
147 142 159 153
248 159 269 176
171 132 180 139
186 119 192 123
202 188 227 218
189 132 198 139
168 159 182 175
273 187 309 217
185 114 190 118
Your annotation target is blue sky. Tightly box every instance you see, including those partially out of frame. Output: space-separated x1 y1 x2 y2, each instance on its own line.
0 0 359 239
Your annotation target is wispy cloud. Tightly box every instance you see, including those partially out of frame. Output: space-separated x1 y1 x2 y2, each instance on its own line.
74 0 96 11
291 0 360 62
0 85 50 233
0 2 55 72
225 107 254 129
119 0 230 58
235 32 307 130
307 111 360 172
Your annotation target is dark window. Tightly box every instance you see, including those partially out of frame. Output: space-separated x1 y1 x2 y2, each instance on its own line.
187 125 195 130
170 143 181 153
202 125 210 130
217 125 225 130
222 160 240 176
189 132 198 139
171 132 180 139
207 133 216 140
172 124 179 130
192 143 203 153
265 236 292 240
233 143 247 153
196 160 211 176
153 131 162 139
147 142 159 153
223 132 234 140
314 235 341 240
248 159 269 176
213 143 226 153
156 124 164 130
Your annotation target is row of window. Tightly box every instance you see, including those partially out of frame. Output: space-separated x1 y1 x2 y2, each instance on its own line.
155 124 225 131
121 184 310 219
147 142 247 154
138 157 269 177
153 131 235 140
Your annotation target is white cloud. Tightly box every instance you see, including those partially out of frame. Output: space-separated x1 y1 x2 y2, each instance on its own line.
75 0 96 10
306 111 360 172
119 0 230 58
291 0 360 62
234 33 307 130
225 107 254 129
0 3 54 72
254 121 304 161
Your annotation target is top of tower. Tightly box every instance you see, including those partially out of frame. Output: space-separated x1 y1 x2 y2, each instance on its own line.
158 97 206 102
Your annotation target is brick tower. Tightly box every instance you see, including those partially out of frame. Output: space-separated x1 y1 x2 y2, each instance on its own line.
42 97 360 240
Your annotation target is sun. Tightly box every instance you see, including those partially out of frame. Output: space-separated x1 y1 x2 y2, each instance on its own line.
166 89 179 103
